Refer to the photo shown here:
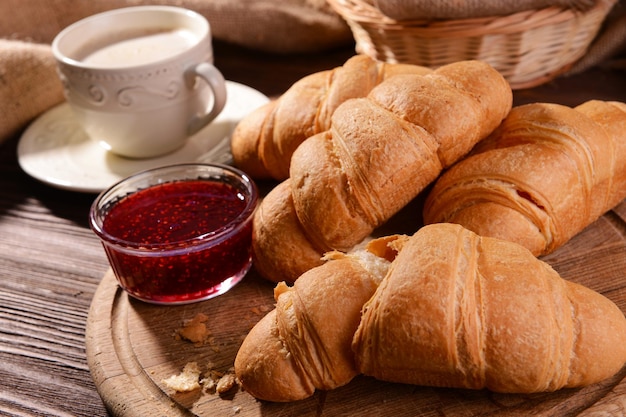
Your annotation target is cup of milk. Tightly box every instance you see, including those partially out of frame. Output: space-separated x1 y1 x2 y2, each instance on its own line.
52 6 227 158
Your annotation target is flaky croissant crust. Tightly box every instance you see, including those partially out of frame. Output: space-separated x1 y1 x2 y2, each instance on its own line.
235 224 626 402
424 100 626 256
252 60 512 284
354 223 626 393
230 55 433 180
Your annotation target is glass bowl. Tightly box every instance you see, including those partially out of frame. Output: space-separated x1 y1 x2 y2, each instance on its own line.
89 163 258 304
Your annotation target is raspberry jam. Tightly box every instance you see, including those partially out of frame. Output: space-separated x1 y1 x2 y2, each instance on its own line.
90 164 258 304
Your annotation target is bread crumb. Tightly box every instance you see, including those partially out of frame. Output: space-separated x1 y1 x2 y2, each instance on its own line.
201 365 238 396
174 313 211 346
216 373 237 394
164 361 239 397
273 281 290 301
162 362 201 392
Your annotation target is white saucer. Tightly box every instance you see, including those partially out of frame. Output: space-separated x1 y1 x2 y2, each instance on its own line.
17 81 269 193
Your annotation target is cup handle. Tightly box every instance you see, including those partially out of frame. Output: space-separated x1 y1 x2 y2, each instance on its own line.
186 62 227 135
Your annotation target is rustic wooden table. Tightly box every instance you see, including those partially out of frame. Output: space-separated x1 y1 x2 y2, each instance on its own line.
1 40 625 416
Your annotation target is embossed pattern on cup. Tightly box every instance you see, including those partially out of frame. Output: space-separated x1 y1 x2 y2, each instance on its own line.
52 6 227 158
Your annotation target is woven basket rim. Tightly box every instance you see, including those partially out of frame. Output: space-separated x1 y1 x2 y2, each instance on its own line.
327 0 616 36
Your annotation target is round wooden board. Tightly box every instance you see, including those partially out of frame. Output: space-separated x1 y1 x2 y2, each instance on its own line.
86 200 626 416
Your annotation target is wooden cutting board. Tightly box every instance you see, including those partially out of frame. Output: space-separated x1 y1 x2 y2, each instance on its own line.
86 199 626 416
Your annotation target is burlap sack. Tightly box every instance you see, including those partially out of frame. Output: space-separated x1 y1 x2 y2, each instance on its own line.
0 40 64 143
0 0 352 54
373 0 597 20
570 0 626 72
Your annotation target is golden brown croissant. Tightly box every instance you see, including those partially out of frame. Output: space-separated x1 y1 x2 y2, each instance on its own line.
353 223 626 393
235 224 626 402
423 100 626 256
235 238 397 402
253 60 512 283
230 54 432 180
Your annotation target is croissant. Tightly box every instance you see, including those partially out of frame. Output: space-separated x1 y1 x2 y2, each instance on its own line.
252 60 512 283
423 100 626 256
230 54 432 180
235 224 626 402
234 237 396 402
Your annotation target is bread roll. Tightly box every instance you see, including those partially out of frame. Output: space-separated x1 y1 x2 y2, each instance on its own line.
235 243 395 402
236 223 626 401
423 100 626 256
253 60 512 283
231 54 432 180
354 223 626 393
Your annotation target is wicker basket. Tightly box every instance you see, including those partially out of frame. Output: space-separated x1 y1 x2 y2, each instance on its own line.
327 0 617 89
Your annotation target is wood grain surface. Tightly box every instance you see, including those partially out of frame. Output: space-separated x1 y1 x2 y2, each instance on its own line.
86 198 626 416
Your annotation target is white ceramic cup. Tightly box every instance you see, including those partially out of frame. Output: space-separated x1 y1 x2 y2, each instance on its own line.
52 6 227 158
